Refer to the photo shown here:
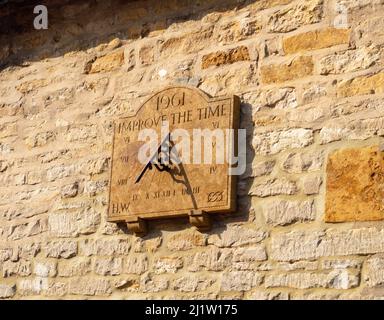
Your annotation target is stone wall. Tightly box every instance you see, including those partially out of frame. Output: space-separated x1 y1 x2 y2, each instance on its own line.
1 0 384 299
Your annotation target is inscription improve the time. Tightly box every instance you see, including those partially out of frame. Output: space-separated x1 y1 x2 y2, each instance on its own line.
108 86 240 229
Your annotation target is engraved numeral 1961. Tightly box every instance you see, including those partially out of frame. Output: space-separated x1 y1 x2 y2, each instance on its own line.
157 92 185 110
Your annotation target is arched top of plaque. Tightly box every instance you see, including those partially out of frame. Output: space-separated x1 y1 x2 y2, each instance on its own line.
134 86 213 116
108 86 240 235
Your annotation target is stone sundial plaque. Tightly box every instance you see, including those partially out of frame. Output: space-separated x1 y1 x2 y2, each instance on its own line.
107 86 240 235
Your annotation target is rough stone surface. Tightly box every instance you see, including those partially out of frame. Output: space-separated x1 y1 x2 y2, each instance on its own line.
261 56 314 84
69 278 112 296
1 0 384 300
282 150 324 173
202 46 250 69
208 225 267 247
325 146 384 222
154 257 183 274
364 255 384 287
44 241 77 259
172 276 215 292
167 231 207 251
271 228 384 261
265 270 359 289
263 200 315 226
302 176 322 195
250 178 298 197
283 28 350 54
85 51 125 74
267 0 324 33
337 72 384 98
221 271 263 291
253 128 314 155
0 284 16 298
319 46 381 75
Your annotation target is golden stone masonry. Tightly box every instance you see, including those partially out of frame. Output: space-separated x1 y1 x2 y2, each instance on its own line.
1 0 384 301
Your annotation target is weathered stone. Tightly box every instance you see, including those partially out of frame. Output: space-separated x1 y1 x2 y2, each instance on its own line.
265 270 359 289
18 278 48 295
25 131 55 148
44 282 68 297
320 46 380 75
261 56 314 84
46 164 76 182
80 238 130 256
124 254 148 274
337 0 384 11
320 117 384 144
247 290 289 300
276 261 318 271
44 241 77 259
187 247 233 272
199 62 257 96
140 274 168 293
139 44 155 65
208 225 266 247
16 79 48 94
0 160 8 173
282 150 324 173
48 208 100 237
233 246 267 262
65 125 98 143
159 26 214 56
34 260 57 277
94 257 122 276
325 146 384 222
263 200 315 226
202 46 250 69
17 242 40 260
243 160 275 179
253 128 314 155
172 276 215 292
215 19 262 45
221 271 263 291
302 83 327 104
154 256 183 274
263 87 298 109
0 284 16 298
80 157 109 175
3 260 32 277
271 227 384 261
6 217 48 241
60 182 79 198
283 28 350 54
364 255 384 287
302 176 322 195
268 0 324 33
250 178 297 197
58 258 91 277
321 259 362 270
167 230 207 251
85 50 124 73
337 72 384 98
0 247 12 262
69 278 112 296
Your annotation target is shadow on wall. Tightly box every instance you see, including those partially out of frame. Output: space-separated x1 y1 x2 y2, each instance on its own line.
0 0 255 70
0 0 257 235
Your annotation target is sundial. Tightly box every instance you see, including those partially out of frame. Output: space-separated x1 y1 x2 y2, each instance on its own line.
107 86 240 235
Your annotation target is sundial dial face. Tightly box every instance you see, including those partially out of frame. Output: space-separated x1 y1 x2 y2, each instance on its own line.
107 86 240 230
